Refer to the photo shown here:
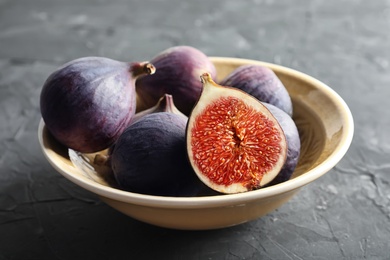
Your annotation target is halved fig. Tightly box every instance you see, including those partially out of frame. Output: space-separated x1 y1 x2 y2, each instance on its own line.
186 73 288 194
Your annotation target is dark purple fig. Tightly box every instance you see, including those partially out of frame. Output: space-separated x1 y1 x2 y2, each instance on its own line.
92 93 187 187
136 46 217 116
110 112 202 197
263 103 300 185
220 64 293 117
40 57 155 153
95 93 186 165
131 93 187 123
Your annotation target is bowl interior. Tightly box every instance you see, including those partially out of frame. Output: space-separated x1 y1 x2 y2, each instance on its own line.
38 57 353 207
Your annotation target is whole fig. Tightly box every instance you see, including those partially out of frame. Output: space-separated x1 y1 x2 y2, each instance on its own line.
40 57 155 153
111 112 202 197
136 46 217 115
263 103 301 185
220 64 293 117
93 93 186 178
131 93 187 124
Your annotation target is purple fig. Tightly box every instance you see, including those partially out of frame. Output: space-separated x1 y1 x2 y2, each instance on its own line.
263 103 301 185
131 93 187 123
220 64 293 117
110 112 202 197
136 46 217 116
96 93 186 163
40 57 155 153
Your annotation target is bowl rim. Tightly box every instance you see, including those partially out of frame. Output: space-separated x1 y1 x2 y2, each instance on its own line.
38 57 354 209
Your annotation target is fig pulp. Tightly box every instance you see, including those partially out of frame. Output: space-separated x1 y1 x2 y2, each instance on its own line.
220 64 293 117
110 112 202 197
40 57 155 153
263 103 301 185
186 73 288 194
136 46 217 116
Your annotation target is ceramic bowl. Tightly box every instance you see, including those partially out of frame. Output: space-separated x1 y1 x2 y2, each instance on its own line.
38 57 354 230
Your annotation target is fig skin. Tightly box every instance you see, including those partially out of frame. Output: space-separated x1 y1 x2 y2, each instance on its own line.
131 93 187 124
101 93 186 163
110 112 202 197
40 57 155 153
136 46 217 116
263 103 301 185
220 64 293 117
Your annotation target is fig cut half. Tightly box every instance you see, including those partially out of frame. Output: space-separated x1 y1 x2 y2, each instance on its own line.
186 73 288 194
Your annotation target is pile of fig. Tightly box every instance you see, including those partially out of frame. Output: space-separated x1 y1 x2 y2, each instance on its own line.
40 45 300 197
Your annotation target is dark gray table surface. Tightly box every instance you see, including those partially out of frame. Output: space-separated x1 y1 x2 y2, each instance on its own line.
1 0 389 259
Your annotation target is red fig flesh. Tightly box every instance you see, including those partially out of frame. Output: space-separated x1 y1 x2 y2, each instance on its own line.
186 73 287 194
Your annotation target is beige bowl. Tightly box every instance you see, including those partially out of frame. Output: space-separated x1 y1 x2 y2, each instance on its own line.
38 57 354 230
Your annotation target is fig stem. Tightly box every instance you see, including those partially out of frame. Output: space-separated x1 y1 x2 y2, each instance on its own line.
200 72 212 84
163 94 175 112
131 62 156 78
200 72 220 88
94 154 110 166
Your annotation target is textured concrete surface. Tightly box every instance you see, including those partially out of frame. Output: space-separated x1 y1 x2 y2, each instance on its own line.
1 0 390 259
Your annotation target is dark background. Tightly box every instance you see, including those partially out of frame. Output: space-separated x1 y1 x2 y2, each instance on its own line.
1 0 389 259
